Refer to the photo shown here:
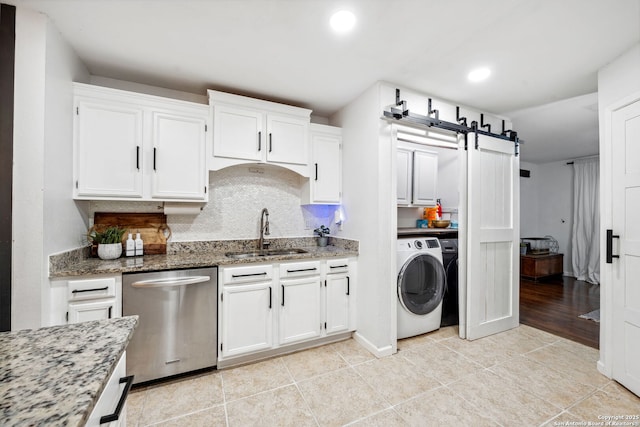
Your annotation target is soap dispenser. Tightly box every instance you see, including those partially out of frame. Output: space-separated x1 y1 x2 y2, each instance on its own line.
126 233 135 257
135 232 144 256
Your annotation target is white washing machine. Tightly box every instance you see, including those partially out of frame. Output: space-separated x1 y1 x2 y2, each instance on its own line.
397 237 446 339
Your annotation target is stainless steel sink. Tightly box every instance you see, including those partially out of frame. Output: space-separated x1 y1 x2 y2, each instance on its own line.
225 248 308 259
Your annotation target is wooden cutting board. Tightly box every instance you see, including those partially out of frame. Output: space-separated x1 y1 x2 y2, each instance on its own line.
91 212 171 255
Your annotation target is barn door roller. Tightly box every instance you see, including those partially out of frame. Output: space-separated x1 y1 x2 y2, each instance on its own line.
385 88 521 156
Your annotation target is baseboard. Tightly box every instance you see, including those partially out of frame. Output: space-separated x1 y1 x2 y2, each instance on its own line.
597 360 611 378
353 331 394 358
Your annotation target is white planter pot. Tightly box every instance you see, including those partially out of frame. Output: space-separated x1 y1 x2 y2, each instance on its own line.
98 243 123 260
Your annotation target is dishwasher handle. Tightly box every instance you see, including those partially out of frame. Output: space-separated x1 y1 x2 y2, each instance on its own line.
130 275 211 288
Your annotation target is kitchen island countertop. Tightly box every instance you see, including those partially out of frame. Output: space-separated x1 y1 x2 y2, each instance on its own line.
0 316 138 427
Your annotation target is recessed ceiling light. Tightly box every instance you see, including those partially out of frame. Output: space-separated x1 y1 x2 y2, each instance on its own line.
467 67 491 82
330 10 356 33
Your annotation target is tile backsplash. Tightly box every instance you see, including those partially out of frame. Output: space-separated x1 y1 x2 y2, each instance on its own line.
88 165 341 242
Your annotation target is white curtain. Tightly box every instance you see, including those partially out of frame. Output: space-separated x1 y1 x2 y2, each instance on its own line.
571 158 600 284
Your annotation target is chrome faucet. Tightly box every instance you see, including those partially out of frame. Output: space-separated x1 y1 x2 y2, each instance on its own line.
259 208 270 250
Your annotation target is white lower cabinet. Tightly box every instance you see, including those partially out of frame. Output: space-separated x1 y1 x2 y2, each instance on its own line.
279 264 322 345
86 352 131 427
51 275 122 325
220 280 274 358
218 258 356 365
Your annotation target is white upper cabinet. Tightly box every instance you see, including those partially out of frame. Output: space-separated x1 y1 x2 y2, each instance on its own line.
302 124 342 205
73 83 209 202
396 143 438 206
412 149 438 206
209 90 311 176
150 110 208 199
75 98 144 198
212 105 264 162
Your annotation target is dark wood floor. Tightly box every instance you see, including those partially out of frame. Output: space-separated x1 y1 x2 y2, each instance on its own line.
520 275 600 349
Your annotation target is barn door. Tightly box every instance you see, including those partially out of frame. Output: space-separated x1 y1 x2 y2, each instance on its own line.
611 98 640 396
465 132 520 340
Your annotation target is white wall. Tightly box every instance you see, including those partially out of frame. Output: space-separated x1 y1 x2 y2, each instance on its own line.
331 83 395 356
519 161 539 237
519 160 575 275
12 7 89 329
12 7 47 330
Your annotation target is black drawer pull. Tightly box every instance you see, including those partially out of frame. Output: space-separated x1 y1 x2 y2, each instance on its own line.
99 375 134 424
281 284 285 306
136 146 140 170
329 265 348 269
72 286 108 294
286 268 317 273
231 272 268 278
268 286 272 309
258 131 262 151
346 276 350 296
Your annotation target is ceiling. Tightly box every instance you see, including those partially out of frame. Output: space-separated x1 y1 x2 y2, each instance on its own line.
10 0 640 163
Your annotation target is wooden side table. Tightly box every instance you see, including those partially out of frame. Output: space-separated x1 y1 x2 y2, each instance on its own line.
520 253 563 281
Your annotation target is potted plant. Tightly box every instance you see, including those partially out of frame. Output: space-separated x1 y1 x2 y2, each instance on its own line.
88 226 127 260
314 225 330 247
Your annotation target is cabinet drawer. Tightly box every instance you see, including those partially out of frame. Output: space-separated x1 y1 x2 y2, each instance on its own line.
326 258 349 274
68 277 116 301
222 264 273 284
279 261 321 278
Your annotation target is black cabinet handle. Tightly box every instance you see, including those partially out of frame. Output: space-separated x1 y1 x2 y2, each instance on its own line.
286 268 317 273
153 147 157 171
330 265 348 269
231 272 268 278
281 284 285 306
72 286 108 294
108 306 112 319
606 229 620 263
315 163 318 181
346 276 350 296
268 286 272 309
258 131 262 151
136 146 140 170
99 375 134 424
269 133 272 152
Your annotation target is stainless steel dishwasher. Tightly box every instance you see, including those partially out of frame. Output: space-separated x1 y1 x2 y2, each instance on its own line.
123 267 217 384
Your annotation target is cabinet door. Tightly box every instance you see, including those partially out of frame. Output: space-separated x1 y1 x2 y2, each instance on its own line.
75 99 143 198
213 105 263 161
413 149 438 206
325 274 350 335
397 148 412 205
221 282 273 358
151 110 207 200
86 353 128 427
279 277 321 345
311 133 341 203
68 299 116 324
266 114 309 166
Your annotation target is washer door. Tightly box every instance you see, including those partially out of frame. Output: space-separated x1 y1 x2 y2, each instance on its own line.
398 253 446 315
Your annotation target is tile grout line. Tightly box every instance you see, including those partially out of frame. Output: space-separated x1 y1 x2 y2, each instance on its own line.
283 356 322 427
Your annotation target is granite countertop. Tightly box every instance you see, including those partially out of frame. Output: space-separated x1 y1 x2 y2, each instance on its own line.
50 237 359 278
0 316 139 427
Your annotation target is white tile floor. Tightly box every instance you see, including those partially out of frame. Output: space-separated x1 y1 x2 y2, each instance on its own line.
125 325 640 427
